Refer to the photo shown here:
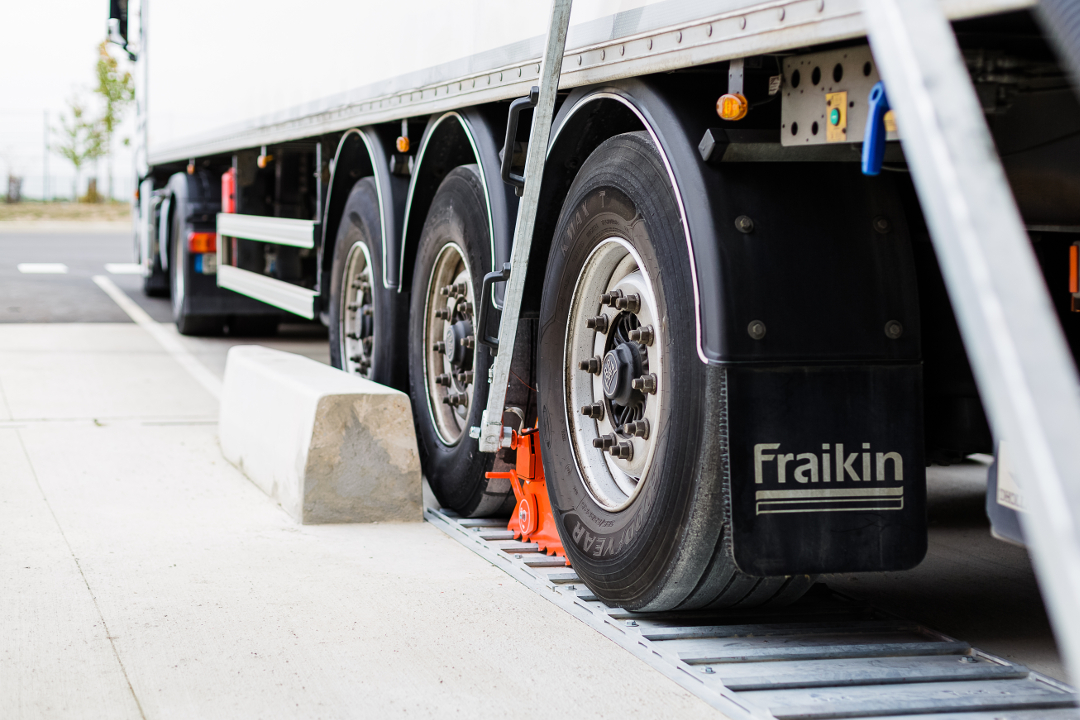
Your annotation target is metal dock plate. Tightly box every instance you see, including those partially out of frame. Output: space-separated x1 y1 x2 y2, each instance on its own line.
427 507 1077 720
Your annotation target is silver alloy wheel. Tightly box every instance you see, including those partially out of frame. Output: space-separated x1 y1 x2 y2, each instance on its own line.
340 242 376 378
172 225 185 318
564 238 663 513
423 242 477 445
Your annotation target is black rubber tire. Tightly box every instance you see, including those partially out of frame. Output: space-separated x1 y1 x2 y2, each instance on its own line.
228 316 280 337
142 200 170 298
408 165 513 517
538 132 815 611
167 174 224 336
329 178 409 390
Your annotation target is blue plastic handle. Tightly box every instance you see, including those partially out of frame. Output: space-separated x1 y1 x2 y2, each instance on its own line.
862 82 890 176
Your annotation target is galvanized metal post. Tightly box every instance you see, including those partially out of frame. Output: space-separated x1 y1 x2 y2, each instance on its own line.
862 0 1080 683
479 0 572 453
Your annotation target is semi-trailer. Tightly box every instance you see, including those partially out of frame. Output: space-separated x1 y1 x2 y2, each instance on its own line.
112 0 1080 639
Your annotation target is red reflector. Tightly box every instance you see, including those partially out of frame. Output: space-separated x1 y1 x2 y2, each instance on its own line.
1070 243 1079 294
188 232 217 253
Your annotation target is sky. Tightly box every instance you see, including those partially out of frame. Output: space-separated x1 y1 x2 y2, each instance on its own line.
0 0 136 200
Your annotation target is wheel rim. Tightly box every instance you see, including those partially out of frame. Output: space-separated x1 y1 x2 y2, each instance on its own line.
564 238 663 513
423 242 477 445
172 220 185 318
340 242 376 378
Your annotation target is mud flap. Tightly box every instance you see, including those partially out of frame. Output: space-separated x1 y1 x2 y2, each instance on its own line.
726 363 927 576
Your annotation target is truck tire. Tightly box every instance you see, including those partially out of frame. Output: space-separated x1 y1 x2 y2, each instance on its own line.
408 165 513 517
166 174 224 336
143 196 170 297
538 132 814 611
329 178 408 389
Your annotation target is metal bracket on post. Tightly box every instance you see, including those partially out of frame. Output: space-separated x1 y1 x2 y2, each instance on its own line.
478 0 572 453
862 0 1080 682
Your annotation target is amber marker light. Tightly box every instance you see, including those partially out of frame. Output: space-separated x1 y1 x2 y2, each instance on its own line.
396 136 410 153
717 93 749 121
188 232 217 254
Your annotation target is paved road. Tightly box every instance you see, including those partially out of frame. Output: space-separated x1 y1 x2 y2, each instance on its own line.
0 226 1069 710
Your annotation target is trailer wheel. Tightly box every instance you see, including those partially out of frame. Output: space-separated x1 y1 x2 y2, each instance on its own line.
143 199 170 298
408 165 512 517
329 178 407 389
166 175 224 336
539 132 814 611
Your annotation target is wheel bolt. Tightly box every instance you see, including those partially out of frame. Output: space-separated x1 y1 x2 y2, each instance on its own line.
433 341 446 354
349 354 363 363
615 293 641 313
592 433 616 450
461 335 475 349
435 373 451 387
435 307 450 320
352 281 370 292
453 282 468 297
358 361 370 373
347 302 362 311
362 306 373 317
578 356 601 374
456 371 474 385
459 301 472 316
439 285 453 297
362 337 373 350
611 441 634 460
600 289 624 307
443 392 468 407
622 419 650 439
631 374 658 394
586 315 610 333
580 402 605 420
628 325 654 345
347 332 361 340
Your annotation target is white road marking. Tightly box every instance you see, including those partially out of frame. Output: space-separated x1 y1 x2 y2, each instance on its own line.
92 275 222 400
18 263 68 274
105 263 144 275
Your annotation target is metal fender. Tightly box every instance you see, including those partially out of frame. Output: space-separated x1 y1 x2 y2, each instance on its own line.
399 109 518 307
321 127 407 293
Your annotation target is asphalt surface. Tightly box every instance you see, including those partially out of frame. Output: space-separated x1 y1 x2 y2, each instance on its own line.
0 226 1068 686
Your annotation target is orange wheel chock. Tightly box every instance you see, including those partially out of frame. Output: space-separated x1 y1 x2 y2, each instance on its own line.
486 429 568 564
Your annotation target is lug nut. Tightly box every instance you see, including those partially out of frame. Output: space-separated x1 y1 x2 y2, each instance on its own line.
456 371 474 385
443 392 468 407
615 293 641 313
347 332 361 340
458 301 473 316
600 289 624 307
349 354 363 363
628 325 654 345
611 441 634 460
580 402 605 420
362 336 373 350
439 285 453 297
578 356 601 374
453 282 468 297
461 335 475 349
352 281 370 292
347 302 362 311
622 419 650 439
358 361 370 373
586 315 610 333
363 306 373 317
631 374 658 394
435 307 450 320
433 341 446 354
592 433 616 450
435 373 451 387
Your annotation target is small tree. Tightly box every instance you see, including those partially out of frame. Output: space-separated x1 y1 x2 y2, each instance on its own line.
53 96 104 202
94 41 134 201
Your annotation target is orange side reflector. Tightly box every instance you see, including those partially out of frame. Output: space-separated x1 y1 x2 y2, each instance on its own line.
188 232 217 254
717 93 749 121
396 136 410 153
1070 244 1079 294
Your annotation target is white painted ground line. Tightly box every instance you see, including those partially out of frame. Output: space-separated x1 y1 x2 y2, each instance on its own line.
18 263 68 274
105 263 144 275
92 275 222 400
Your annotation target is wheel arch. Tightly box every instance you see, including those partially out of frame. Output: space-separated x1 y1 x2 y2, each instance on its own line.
321 127 406 294
398 109 516 308
528 79 721 364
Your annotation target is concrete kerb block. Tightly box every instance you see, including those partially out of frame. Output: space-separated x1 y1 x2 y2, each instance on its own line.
219 345 422 523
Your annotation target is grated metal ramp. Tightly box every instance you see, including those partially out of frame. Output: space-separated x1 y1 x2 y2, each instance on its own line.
427 507 1078 719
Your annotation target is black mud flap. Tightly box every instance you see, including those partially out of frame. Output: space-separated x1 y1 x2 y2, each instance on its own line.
726 363 927 576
